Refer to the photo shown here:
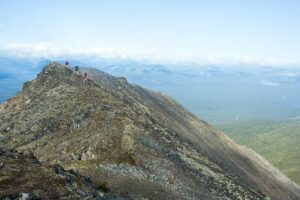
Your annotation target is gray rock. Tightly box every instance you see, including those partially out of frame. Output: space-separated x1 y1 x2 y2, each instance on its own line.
0 192 41 200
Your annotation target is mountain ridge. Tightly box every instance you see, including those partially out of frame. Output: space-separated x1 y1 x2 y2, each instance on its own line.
0 62 299 199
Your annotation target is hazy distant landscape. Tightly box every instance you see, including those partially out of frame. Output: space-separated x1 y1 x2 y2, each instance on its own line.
2 56 299 187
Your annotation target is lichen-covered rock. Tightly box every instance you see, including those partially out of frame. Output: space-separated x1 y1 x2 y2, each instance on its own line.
0 62 299 200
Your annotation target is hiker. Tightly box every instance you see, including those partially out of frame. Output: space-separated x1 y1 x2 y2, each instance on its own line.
65 61 69 66
75 66 79 75
84 72 88 82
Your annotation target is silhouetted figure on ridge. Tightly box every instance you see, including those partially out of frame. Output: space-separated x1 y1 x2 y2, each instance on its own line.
65 61 69 66
84 72 88 82
75 66 79 75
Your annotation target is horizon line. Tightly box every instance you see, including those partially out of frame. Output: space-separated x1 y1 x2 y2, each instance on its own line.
1 42 300 68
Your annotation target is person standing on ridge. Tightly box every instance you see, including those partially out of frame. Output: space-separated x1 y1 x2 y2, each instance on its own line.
65 61 69 66
75 66 79 75
84 72 88 82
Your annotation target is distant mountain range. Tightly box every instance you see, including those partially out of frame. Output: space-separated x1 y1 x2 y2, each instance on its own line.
1 56 300 123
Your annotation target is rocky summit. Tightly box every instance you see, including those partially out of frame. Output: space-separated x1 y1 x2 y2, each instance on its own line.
0 62 300 200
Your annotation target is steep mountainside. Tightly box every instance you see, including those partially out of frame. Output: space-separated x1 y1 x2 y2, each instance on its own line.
0 62 300 199
217 120 300 185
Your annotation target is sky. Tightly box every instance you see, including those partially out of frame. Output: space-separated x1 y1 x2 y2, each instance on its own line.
0 0 300 66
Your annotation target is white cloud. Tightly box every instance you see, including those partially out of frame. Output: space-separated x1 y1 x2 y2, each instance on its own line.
1 42 300 67
281 72 299 77
0 42 143 60
1 42 60 58
260 80 279 87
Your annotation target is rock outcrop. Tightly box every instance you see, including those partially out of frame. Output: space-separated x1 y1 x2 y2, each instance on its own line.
0 148 127 199
0 62 300 199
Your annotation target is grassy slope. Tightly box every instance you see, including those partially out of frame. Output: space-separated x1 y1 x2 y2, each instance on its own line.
216 120 300 186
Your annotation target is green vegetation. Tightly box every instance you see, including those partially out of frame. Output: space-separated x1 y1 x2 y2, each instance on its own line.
216 120 300 185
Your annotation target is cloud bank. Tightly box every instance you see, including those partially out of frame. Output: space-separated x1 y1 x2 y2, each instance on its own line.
1 42 299 67
0 42 138 60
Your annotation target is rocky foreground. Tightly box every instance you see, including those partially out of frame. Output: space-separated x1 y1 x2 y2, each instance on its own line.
0 62 300 200
0 148 125 200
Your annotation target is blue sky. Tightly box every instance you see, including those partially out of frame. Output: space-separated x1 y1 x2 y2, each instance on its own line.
0 0 300 65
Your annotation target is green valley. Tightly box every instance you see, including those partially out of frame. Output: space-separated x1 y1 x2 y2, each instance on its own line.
216 120 300 185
